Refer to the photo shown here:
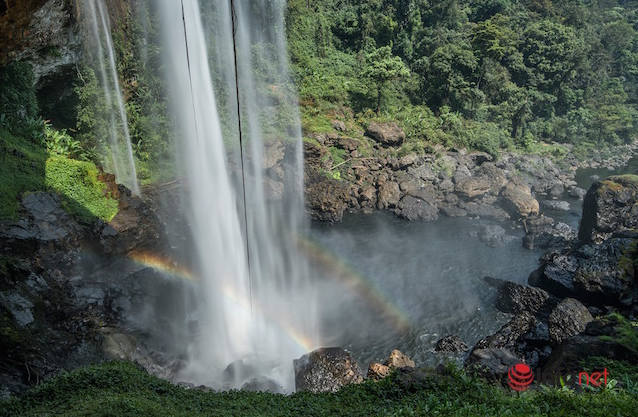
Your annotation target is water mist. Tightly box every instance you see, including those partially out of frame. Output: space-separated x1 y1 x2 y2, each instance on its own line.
81 0 139 194
157 0 318 392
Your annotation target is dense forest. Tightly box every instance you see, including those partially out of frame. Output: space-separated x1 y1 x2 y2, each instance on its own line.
287 0 638 158
4 0 638 190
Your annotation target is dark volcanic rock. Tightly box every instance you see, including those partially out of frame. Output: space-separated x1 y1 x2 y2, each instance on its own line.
474 313 537 352
529 254 579 298
542 315 638 378
364 121 405 146
294 347 363 393
579 175 638 243
97 185 164 255
304 171 349 222
395 195 438 221
466 348 521 381
529 238 638 307
523 216 577 250
484 276 557 317
547 298 594 345
435 335 468 352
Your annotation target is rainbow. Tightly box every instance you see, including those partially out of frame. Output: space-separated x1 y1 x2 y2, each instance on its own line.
128 251 197 281
297 235 411 332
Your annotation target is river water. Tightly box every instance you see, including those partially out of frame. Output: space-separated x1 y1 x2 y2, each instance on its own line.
305 157 638 370
307 213 542 368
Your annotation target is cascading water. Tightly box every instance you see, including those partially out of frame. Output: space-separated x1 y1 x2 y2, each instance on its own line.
81 0 139 195
157 0 318 392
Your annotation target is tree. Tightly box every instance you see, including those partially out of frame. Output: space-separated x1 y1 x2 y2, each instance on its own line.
362 45 410 114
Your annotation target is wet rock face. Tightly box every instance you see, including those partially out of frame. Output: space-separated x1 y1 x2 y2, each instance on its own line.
579 175 638 243
0 184 178 397
294 347 363 393
547 298 593 345
96 185 165 255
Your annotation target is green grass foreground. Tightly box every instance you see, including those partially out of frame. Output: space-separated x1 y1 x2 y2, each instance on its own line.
1 361 637 417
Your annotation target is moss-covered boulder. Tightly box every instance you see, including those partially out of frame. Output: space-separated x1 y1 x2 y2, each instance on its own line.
579 174 638 243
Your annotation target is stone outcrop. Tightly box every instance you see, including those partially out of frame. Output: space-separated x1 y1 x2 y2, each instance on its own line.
0 183 176 397
579 175 638 243
293 347 363 393
529 238 638 307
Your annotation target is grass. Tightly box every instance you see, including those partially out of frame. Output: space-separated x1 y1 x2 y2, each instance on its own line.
1 361 637 417
0 128 118 222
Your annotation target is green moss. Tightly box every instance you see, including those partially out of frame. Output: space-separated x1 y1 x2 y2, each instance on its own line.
598 314 638 356
0 129 47 219
328 146 347 166
45 156 119 222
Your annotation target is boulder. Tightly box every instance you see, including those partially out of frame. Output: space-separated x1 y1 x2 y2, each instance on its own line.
332 120 347 132
294 347 363 393
541 315 638 379
548 298 593 345
569 187 587 199
336 137 360 151
367 363 390 380
304 171 349 222
377 181 401 210
474 313 537 352
364 122 405 146
501 180 540 218
435 335 468 352
529 238 638 307
579 175 638 243
523 216 577 250
465 348 521 381
483 277 557 318
455 163 507 198
385 349 415 369
455 177 493 199
395 196 438 221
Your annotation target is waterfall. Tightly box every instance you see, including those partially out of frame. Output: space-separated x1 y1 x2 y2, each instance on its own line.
157 0 318 392
81 0 139 195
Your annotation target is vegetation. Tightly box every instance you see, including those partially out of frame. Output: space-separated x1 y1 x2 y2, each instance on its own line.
0 63 118 222
285 0 638 158
1 360 637 416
